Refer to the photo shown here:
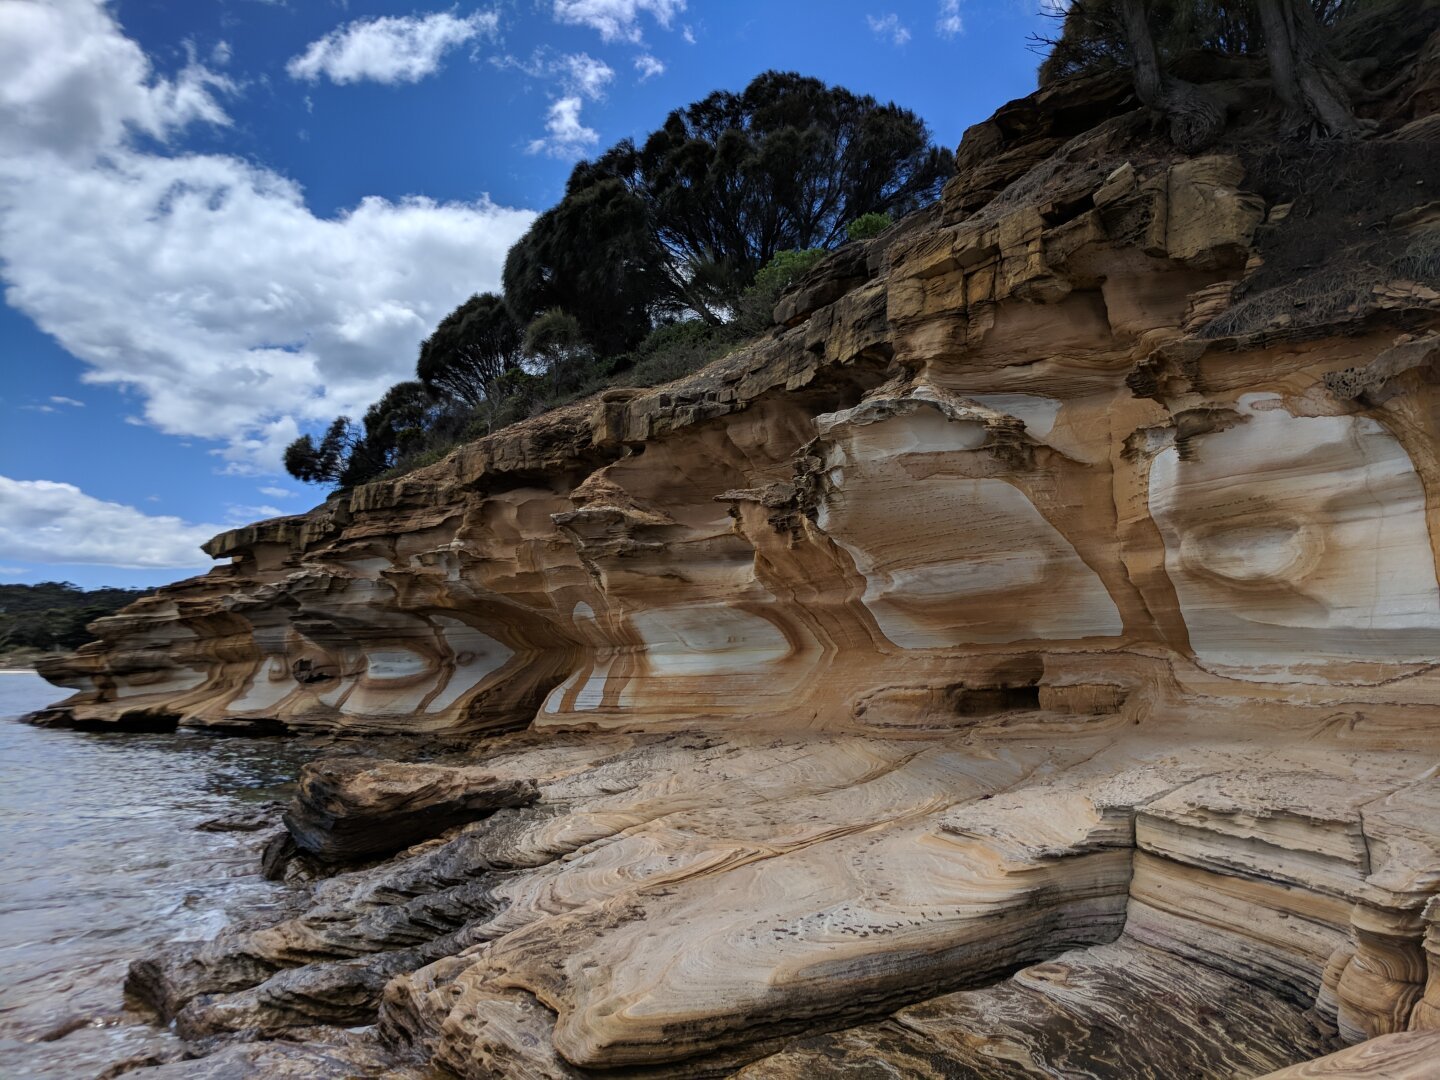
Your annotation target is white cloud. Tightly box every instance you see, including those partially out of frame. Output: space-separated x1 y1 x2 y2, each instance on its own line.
553 0 684 43
633 54 665 80
50 395 84 407
21 404 56 413
560 53 615 99
0 0 234 161
211 40 233 66
494 51 612 153
681 24 695 44
0 476 221 569
526 96 598 159
286 10 498 86
936 1 962 37
493 50 614 99
258 485 295 498
0 0 535 473
867 13 911 46
0 566 28 575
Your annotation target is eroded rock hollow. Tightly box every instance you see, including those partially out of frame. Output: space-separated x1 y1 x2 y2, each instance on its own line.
34 17 1440 1078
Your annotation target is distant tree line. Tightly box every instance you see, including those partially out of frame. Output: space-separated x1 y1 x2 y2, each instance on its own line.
285 71 950 489
0 582 143 653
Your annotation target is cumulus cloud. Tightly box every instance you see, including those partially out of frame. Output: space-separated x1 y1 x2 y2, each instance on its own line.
0 0 234 160
633 54 665 80
0 0 535 473
867 13 911 45
258 485 295 498
0 476 222 569
936 1 963 37
553 0 684 43
286 10 498 86
527 96 599 158
560 52 615 98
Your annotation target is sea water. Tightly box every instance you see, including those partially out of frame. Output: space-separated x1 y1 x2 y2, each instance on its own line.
0 673 310 1078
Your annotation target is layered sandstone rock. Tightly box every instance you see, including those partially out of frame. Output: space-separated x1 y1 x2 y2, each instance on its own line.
41 15 1440 1079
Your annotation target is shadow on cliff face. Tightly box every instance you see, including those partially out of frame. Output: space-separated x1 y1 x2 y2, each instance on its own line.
26 707 182 733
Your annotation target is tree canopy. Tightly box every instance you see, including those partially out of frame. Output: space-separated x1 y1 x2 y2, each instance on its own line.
283 416 354 487
282 381 436 490
505 70 954 333
417 293 524 407
502 178 665 355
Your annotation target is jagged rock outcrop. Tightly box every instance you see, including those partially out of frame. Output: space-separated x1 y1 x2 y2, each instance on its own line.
38 11 1440 1078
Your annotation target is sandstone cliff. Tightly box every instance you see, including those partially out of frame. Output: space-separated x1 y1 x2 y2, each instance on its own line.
34 12 1440 1078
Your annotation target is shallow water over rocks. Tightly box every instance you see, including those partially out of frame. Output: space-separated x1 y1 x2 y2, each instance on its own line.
0 673 312 1079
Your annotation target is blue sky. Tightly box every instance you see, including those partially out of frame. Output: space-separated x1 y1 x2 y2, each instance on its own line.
0 0 1056 589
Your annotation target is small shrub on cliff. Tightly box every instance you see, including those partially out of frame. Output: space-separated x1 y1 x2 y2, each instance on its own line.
846 212 892 242
750 248 828 296
731 248 826 334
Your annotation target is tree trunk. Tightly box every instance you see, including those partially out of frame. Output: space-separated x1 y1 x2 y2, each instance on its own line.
1117 0 1227 153
1253 0 1364 137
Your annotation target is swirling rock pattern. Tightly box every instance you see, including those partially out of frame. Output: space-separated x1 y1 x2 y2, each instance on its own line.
51 19 1440 1079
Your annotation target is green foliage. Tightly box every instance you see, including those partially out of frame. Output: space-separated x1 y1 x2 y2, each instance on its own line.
503 178 663 356
340 380 437 486
417 293 523 406
506 71 953 341
0 582 144 653
749 248 827 296
285 381 442 489
846 212 892 242
283 416 354 486
613 319 740 388
732 248 826 333
637 318 718 356
523 309 608 395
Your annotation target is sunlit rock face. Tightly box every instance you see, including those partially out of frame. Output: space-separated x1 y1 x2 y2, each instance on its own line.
38 32 1440 1080
1150 394 1440 683
814 391 1123 647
